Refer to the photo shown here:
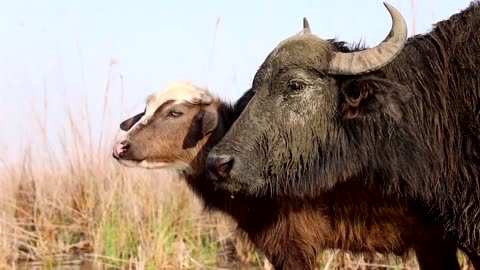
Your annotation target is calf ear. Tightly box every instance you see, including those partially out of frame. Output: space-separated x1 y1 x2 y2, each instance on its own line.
201 110 218 136
120 112 145 131
339 76 410 121
182 109 218 149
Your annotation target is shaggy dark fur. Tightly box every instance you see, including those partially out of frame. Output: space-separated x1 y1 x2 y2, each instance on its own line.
187 92 480 270
116 85 480 269
208 2 480 254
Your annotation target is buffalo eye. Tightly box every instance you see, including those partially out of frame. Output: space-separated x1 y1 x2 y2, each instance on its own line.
287 79 307 91
168 110 183 117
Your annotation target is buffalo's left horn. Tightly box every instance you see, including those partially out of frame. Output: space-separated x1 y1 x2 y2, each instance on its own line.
303 17 312 34
328 2 407 75
296 17 312 35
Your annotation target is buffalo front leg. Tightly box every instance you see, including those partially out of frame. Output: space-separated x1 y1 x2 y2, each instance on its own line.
414 240 460 270
266 245 317 270
460 247 480 269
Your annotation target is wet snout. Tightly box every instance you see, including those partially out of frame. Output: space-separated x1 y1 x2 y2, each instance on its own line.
206 153 234 181
112 140 130 159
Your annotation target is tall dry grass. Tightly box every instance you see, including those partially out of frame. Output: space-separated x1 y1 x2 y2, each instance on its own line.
0 61 476 270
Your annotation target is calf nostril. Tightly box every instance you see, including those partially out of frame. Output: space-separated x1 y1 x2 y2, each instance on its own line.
115 140 131 158
120 140 130 152
120 140 129 148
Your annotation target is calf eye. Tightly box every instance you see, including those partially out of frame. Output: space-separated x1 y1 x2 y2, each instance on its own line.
287 79 307 91
168 111 183 117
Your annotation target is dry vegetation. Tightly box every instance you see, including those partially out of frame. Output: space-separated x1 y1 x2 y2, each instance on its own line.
0 79 477 270
1 147 445 270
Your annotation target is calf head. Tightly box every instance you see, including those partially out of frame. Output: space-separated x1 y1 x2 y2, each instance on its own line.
206 3 410 196
113 81 219 176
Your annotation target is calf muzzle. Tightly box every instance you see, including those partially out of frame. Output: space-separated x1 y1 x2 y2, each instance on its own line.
112 140 130 159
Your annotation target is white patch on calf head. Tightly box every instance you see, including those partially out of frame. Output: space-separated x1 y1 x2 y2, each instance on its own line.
144 81 213 118
126 81 214 135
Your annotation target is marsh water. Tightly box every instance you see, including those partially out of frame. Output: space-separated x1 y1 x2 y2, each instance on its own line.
16 258 100 270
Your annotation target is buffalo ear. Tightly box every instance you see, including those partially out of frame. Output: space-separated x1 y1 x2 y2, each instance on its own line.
340 76 409 121
120 112 145 131
182 109 218 149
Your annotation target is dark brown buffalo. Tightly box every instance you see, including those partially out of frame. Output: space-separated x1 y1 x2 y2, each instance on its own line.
207 2 480 256
112 82 479 269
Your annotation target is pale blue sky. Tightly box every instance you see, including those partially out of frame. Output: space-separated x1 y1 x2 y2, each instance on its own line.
0 0 472 164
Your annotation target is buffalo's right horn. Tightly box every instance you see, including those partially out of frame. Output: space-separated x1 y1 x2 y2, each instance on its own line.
328 2 408 75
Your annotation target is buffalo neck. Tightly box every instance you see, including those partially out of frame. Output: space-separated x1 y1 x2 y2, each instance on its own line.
179 102 280 229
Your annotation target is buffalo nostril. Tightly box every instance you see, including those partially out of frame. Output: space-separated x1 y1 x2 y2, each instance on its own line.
217 158 233 179
207 156 234 180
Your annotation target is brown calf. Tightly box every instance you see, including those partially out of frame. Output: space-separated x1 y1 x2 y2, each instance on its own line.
112 81 480 270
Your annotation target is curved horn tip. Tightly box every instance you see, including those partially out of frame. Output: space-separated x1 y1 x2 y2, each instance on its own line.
383 2 406 25
328 1 407 75
383 2 399 15
383 2 397 10
383 2 408 39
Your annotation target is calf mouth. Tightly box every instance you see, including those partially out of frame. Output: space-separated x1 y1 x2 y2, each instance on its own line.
111 152 144 168
112 140 150 168
114 156 144 168
114 155 191 172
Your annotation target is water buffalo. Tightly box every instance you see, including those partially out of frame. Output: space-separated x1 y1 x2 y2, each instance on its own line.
207 2 480 255
112 82 479 269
